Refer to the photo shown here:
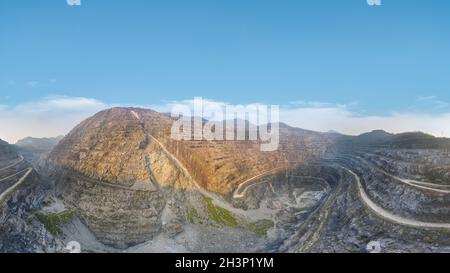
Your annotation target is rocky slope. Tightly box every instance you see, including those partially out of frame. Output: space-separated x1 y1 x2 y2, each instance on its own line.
0 139 60 252
48 108 333 195
42 107 335 248
0 139 18 163
6 109 450 252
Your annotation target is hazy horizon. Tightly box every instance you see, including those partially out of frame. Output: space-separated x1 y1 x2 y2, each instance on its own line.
1 102 446 144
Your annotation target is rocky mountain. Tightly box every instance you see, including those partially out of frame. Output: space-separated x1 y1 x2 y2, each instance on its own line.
0 139 59 252
42 107 335 248
15 136 63 154
15 136 63 164
48 108 333 195
4 107 450 252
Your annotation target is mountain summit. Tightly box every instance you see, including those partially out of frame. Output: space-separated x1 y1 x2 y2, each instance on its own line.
45 107 333 247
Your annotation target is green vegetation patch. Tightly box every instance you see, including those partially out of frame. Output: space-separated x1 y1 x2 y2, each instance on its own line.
246 219 274 237
199 197 274 236
204 197 238 227
34 209 74 236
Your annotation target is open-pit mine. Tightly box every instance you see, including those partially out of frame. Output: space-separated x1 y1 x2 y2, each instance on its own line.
2 108 450 253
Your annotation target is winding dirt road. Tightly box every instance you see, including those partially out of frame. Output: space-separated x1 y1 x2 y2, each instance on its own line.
0 155 24 172
232 167 287 198
0 168 30 183
132 110 270 219
0 167 33 203
342 166 450 229
130 110 450 241
354 155 450 194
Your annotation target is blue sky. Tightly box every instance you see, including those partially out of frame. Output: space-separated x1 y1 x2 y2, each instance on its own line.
1 0 450 142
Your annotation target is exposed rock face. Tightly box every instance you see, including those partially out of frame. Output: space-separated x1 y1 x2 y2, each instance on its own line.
0 139 18 162
6 109 450 252
45 112 200 247
48 108 333 195
339 149 450 223
0 171 58 252
0 139 57 252
0 139 25 196
45 107 334 247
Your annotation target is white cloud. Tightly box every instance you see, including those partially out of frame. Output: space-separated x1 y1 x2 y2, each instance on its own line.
280 106 450 137
289 100 350 109
2 96 450 144
156 98 450 138
416 96 449 109
0 96 109 143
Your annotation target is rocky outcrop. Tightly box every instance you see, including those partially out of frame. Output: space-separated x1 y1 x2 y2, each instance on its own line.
0 139 18 162
43 107 335 247
0 160 58 252
337 152 450 223
0 134 61 252
44 135 204 248
48 108 333 194
6 108 450 252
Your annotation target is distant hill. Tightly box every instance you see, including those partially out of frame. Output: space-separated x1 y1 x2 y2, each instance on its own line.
15 136 63 153
14 136 63 163
335 130 450 149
